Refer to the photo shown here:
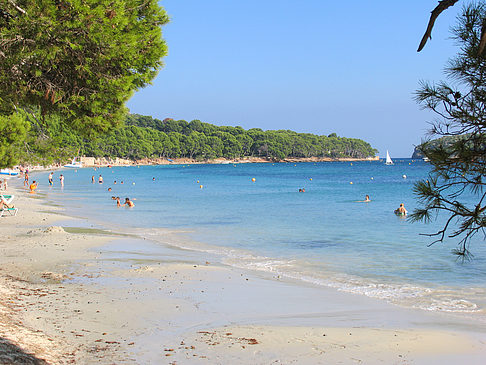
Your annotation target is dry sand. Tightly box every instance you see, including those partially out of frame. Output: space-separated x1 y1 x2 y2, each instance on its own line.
0 179 485 364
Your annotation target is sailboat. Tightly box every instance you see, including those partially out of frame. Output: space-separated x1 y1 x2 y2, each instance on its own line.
64 156 82 168
385 150 394 165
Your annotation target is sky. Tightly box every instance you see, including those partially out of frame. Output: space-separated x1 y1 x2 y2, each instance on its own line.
126 0 465 158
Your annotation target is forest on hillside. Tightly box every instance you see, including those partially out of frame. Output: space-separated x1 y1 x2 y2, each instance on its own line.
20 114 378 165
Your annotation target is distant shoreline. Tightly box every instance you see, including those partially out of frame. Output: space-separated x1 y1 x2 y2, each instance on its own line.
78 155 380 168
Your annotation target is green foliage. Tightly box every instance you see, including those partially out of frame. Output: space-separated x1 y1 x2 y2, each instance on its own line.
0 112 30 168
0 0 168 134
23 113 377 163
411 2 486 257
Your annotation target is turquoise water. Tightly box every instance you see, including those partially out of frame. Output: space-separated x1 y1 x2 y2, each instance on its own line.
37 160 486 315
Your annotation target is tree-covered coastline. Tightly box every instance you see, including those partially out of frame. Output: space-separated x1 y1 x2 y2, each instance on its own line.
17 113 378 165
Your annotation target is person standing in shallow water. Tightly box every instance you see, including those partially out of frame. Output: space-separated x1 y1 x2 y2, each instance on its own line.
99 175 103 184
48 172 53 186
91 175 95 183
59 174 64 187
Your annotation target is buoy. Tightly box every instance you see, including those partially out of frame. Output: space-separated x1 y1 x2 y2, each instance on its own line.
132 182 135 185
197 180 199 183
350 182 353 185
350 163 353 166
371 177 374 180
199 185 203 189
309 178 312 181
251 178 256 182
402 175 407 179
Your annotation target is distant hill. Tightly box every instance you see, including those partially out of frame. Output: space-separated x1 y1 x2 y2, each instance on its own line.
412 135 467 159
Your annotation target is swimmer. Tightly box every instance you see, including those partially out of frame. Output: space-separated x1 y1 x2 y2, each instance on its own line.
123 197 134 207
356 195 371 203
108 187 112 191
394 203 408 215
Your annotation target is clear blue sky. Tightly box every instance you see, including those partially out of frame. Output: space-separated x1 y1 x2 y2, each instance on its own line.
127 0 464 157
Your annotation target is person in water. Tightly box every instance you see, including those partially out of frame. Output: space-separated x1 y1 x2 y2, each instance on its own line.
123 197 134 207
395 203 407 215
98 175 103 184
364 195 371 202
59 174 64 187
48 172 53 186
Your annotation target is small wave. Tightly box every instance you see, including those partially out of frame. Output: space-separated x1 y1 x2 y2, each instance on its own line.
132 227 483 315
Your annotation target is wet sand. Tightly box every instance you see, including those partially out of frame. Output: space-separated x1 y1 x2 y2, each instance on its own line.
0 179 485 364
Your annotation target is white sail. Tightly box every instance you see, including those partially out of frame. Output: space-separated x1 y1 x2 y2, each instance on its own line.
385 150 394 165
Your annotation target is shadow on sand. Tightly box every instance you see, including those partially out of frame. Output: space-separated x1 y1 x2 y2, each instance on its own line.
0 337 48 365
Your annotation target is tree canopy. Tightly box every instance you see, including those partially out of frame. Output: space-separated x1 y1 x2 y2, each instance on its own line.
13 113 378 165
411 2 486 257
0 0 168 136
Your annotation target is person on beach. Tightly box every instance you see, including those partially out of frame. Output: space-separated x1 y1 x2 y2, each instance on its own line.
394 203 407 215
0 198 14 209
91 175 95 183
2 179 7 191
24 172 29 187
59 174 64 187
98 175 103 184
48 172 54 186
29 180 38 193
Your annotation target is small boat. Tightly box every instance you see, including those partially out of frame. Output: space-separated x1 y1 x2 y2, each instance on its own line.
423 157 430 162
0 168 19 176
64 157 82 168
385 150 394 165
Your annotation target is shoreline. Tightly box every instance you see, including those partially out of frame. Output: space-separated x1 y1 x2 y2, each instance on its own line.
9 156 381 172
1 177 486 363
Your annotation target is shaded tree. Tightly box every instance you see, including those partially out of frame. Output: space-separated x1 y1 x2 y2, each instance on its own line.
0 0 168 138
411 3 486 257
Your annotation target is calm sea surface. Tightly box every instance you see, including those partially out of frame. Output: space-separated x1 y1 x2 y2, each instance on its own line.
37 160 486 316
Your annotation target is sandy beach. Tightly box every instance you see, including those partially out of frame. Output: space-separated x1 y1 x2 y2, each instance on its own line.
1 178 486 364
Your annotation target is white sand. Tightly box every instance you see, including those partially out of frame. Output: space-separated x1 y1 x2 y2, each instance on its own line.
0 179 485 364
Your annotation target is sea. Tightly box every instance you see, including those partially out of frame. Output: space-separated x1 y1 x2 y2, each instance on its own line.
34 159 486 319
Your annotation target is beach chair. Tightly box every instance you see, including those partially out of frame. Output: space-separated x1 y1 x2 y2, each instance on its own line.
0 206 18 217
0 194 15 204
0 195 14 204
